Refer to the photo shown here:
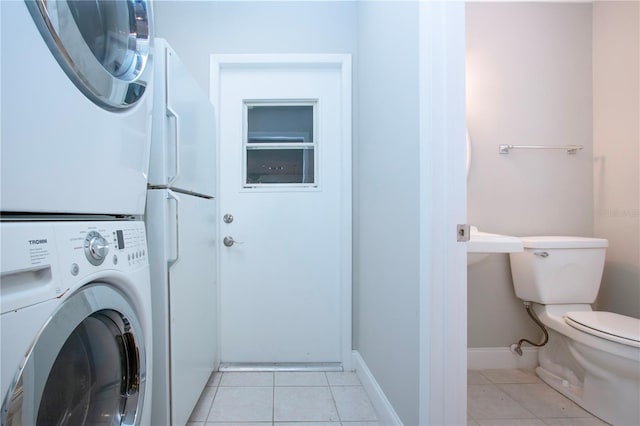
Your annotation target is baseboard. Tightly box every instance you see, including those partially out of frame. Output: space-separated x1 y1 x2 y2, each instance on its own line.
351 350 403 426
467 347 538 370
218 362 342 372
351 348 536 424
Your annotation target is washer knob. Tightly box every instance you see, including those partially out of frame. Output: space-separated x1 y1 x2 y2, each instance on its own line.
85 231 109 266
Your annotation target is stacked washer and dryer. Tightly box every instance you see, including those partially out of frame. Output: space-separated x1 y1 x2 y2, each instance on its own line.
1 1 155 425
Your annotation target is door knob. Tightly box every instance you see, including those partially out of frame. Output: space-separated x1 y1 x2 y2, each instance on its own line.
223 236 243 247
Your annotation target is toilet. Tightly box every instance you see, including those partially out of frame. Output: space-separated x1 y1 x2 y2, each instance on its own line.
509 236 640 426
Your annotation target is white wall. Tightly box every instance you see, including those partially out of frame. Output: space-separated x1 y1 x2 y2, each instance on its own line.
466 2 594 347
154 1 358 94
592 1 640 319
356 2 421 424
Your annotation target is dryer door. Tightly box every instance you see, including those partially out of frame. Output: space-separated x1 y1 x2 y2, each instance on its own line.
25 0 152 110
1 284 147 426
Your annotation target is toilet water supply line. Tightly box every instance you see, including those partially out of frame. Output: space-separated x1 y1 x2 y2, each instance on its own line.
510 301 549 356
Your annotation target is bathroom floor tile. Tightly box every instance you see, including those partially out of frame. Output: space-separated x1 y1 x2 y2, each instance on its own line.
468 384 537 419
275 371 328 386
475 419 547 425
468 370 493 385
208 386 273 422
499 384 593 418
274 386 339 422
542 418 610 425
542 416 609 426
331 385 378 422
481 369 542 384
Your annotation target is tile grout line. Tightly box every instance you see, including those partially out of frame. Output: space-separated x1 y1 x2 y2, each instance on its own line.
204 371 222 424
272 371 275 426
494 382 540 421
498 382 538 421
325 371 343 425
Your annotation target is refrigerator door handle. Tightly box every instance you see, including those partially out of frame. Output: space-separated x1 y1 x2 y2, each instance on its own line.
166 104 180 186
167 191 180 266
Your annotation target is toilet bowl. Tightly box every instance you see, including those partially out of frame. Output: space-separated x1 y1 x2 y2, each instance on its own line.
532 304 640 425
509 236 640 426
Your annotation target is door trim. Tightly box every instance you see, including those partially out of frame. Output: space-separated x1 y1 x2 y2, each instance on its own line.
418 3 467 425
210 54 353 369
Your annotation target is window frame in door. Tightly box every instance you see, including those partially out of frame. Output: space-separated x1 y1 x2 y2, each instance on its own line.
242 100 320 191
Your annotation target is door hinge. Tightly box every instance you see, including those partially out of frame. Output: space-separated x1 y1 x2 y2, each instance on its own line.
457 224 470 242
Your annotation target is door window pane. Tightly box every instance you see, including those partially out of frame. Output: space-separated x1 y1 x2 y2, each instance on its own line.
248 105 313 143
245 103 317 187
247 148 314 184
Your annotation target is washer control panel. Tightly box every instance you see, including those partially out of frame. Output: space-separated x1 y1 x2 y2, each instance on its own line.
61 221 148 279
110 226 147 266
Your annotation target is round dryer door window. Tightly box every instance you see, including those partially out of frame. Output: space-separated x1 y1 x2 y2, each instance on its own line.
1 284 147 426
25 0 152 110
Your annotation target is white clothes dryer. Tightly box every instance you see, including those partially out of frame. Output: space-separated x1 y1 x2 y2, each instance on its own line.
0 0 154 216
0 220 153 426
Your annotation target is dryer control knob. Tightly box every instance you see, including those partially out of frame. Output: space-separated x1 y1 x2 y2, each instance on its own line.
85 231 109 266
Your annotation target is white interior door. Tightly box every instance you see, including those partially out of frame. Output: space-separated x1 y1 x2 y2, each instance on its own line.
211 55 351 366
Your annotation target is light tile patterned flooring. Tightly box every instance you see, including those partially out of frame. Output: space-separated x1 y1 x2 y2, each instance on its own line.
187 371 379 426
467 369 610 426
188 369 610 425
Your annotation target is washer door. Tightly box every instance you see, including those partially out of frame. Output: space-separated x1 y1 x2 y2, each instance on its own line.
1 284 147 426
25 0 152 110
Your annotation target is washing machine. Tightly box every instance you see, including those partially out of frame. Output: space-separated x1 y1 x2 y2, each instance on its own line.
0 0 154 215
0 220 152 425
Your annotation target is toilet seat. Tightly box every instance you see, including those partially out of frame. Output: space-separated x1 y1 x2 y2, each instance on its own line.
565 311 640 348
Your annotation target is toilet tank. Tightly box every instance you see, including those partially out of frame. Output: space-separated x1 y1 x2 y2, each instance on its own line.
509 236 608 304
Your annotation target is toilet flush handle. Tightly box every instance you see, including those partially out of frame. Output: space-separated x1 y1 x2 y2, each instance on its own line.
534 251 549 258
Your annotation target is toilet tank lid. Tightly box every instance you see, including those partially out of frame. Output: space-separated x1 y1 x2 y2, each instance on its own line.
520 236 608 249
565 311 640 347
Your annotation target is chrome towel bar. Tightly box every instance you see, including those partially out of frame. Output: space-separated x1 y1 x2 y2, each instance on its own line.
499 144 583 155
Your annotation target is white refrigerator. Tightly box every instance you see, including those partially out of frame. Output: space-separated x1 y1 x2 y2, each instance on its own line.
146 38 217 426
